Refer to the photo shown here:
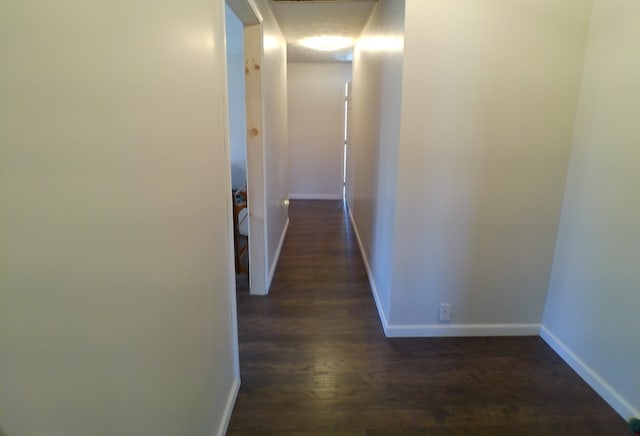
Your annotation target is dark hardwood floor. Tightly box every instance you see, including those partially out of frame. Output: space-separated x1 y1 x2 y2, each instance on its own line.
228 200 629 435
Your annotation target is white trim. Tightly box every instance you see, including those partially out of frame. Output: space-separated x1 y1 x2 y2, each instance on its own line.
220 0 241 403
540 326 639 420
348 208 390 335
288 193 343 200
216 377 240 436
385 323 541 338
259 23 270 297
246 0 263 23
266 217 289 293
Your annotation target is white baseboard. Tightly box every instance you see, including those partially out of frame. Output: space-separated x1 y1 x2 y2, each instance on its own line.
385 323 540 337
266 217 289 292
216 377 240 436
348 208 390 335
288 193 342 200
540 325 639 420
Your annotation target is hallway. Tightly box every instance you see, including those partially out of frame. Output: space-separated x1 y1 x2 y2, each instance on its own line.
228 200 627 434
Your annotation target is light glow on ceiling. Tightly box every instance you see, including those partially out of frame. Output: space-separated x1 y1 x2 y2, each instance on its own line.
298 35 354 52
357 35 404 52
264 36 279 50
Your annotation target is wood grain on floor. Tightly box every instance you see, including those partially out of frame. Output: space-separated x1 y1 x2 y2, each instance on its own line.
228 200 629 435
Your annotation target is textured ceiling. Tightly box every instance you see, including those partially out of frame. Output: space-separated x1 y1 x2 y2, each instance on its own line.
269 0 376 63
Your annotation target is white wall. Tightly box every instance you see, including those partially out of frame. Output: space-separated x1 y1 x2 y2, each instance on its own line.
287 62 352 200
385 0 592 335
350 0 406 327
226 4 247 172
0 1 239 435
542 0 640 419
256 0 290 290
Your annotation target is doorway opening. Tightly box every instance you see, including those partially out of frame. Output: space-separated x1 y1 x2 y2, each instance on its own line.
226 4 249 281
344 81 353 206
342 82 348 200
225 0 268 295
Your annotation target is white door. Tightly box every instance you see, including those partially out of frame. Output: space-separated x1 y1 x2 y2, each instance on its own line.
344 81 354 208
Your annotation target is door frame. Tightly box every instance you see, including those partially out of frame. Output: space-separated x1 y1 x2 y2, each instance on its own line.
225 0 269 295
344 80 354 208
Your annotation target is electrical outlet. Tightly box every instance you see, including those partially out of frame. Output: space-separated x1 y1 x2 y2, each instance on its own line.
439 303 451 321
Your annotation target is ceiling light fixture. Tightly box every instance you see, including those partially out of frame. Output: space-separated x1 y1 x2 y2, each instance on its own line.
299 35 354 52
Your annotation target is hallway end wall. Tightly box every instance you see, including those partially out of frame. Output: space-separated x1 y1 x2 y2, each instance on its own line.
288 62 352 200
